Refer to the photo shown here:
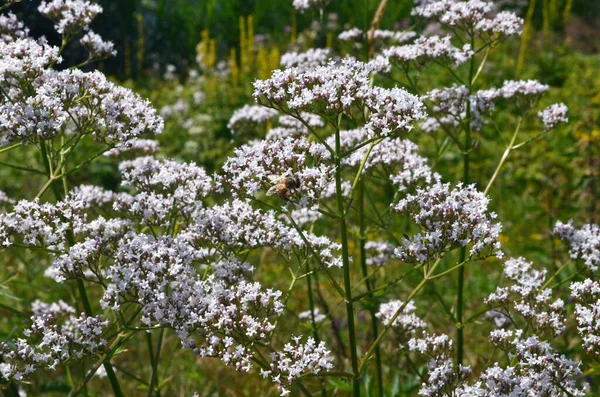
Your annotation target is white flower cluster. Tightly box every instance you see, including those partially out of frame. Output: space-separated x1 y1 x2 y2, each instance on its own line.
330 128 439 190
394 182 503 264
187 199 343 268
571 279 600 358
254 59 425 136
383 35 474 69
115 156 215 226
292 0 330 12
474 330 587 396
477 79 549 112
1 66 164 145
100 234 283 372
338 27 362 42
38 0 102 36
413 0 522 38
104 138 159 158
0 300 107 381
280 48 331 72
376 300 426 342
0 13 29 43
262 336 334 396
554 220 600 271
538 103 568 131
227 104 278 134
80 30 116 59
221 136 332 207
485 258 566 336
0 198 85 251
408 333 472 396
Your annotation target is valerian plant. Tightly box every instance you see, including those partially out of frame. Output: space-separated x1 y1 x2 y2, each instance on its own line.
0 0 598 397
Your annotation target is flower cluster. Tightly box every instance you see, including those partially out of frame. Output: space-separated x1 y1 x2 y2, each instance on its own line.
485 258 566 336
0 12 29 43
38 0 102 36
477 330 587 396
298 307 326 324
0 300 107 382
338 28 416 45
186 199 343 268
221 136 332 207
571 279 600 358
538 103 569 131
262 336 334 396
280 48 331 72
408 333 472 397
383 35 474 69
554 220 600 271
394 182 503 264
227 104 278 134
477 79 549 112
413 0 522 39
80 30 116 59
254 59 425 136
114 156 215 226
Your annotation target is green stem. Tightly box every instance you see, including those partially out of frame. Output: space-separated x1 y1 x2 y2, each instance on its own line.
358 180 383 397
334 117 360 397
456 32 477 368
483 117 523 196
148 328 164 397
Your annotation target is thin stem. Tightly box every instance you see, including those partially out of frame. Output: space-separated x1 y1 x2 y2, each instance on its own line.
456 32 477 368
334 116 360 397
483 117 523 196
359 180 383 397
148 328 165 397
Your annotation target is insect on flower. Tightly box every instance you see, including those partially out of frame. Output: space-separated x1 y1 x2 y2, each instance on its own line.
267 173 301 201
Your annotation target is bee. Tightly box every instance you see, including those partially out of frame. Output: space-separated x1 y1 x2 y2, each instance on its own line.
266 173 301 201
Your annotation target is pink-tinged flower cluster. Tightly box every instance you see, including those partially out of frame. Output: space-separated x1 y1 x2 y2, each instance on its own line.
186 199 343 268
227 104 278 134
221 136 332 207
477 79 549 112
383 35 474 69
253 59 425 136
393 182 502 264
539 103 568 131
38 0 102 36
0 300 107 381
479 330 587 396
328 128 438 191
80 30 116 59
101 233 284 372
408 333 473 396
413 0 522 38
571 279 600 358
0 13 29 43
485 258 565 336
115 156 215 226
262 336 334 396
0 38 60 85
554 220 600 271
280 48 331 72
